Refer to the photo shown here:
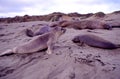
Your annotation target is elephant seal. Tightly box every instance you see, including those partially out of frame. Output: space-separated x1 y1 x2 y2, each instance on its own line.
50 20 67 27
59 20 112 30
0 26 66 56
72 34 120 49
26 25 51 37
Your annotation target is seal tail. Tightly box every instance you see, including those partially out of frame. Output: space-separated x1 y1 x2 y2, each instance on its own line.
0 49 13 57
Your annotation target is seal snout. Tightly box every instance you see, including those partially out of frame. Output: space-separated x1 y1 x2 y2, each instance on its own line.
61 28 66 33
72 36 80 43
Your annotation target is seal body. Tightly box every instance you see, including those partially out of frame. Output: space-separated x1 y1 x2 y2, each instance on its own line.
0 26 66 56
72 34 120 49
26 25 51 37
55 20 112 30
15 33 50 53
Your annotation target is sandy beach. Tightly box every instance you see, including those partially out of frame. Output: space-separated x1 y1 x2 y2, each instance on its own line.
0 12 120 79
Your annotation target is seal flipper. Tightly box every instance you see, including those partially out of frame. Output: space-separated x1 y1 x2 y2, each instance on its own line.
76 42 84 46
0 49 14 57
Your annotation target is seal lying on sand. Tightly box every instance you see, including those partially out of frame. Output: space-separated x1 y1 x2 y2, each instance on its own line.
51 20 112 30
50 20 67 27
26 25 51 37
72 34 120 49
0 26 66 56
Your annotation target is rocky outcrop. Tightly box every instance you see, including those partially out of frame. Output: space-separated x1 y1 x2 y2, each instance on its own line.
112 10 120 14
0 12 93 23
0 13 65 23
94 12 105 17
67 12 82 17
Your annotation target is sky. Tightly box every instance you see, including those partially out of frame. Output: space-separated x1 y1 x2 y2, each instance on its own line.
0 0 120 17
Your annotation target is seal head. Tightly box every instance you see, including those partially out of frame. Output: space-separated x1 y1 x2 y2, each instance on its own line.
103 24 112 30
